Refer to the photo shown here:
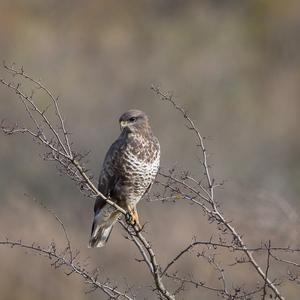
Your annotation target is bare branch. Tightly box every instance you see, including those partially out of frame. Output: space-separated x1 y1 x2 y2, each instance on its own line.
1 64 173 300
1 66 298 299
262 241 272 300
0 239 133 300
152 85 286 300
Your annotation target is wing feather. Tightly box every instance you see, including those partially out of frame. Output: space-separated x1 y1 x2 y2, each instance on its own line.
93 138 123 214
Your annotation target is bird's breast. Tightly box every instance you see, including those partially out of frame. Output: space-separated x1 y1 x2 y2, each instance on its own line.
115 140 160 201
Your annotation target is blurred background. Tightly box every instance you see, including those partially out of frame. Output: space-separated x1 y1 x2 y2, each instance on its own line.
1 0 300 299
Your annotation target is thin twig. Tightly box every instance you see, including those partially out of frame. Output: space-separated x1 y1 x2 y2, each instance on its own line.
262 241 272 299
152 85 286 300
1 64 173 300
0 239 133 300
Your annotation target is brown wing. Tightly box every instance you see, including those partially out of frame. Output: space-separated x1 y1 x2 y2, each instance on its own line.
93 138 123 214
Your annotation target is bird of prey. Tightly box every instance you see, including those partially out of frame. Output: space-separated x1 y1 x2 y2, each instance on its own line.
89 109 160 248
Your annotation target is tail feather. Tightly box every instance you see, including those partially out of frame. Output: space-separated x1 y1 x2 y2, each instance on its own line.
89 204 121 248
89 224 113 248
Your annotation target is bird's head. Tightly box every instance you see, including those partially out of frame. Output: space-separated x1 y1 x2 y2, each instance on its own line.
119 109 149 133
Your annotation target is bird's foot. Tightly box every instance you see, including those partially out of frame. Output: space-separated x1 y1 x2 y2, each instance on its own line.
125 212 133 224
125 211 141 231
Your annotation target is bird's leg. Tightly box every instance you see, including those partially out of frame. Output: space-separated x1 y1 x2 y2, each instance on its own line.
126 205 141 229
132 207 140 228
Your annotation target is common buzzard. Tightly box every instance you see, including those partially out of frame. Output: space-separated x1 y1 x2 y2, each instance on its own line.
89 109 160 247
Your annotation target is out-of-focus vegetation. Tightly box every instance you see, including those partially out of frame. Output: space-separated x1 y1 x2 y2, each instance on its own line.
1 1 300 299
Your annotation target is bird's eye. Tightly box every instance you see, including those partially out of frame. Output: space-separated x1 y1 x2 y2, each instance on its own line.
129 117 137 122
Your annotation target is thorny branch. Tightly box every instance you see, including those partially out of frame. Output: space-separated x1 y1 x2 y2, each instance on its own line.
151 84 300 299
121 221 174 300
0 65 299 299
0 63 174 300
262 241 272 300
0 63 127 215
0 238 133 299
0 199 134 299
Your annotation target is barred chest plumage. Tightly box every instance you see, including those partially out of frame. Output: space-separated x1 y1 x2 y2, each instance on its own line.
114 131 160 206
90 109 160 248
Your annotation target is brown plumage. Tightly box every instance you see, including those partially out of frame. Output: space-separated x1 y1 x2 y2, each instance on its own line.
89 109 160 248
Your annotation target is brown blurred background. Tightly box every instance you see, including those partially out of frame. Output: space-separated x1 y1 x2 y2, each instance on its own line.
1 0 300 299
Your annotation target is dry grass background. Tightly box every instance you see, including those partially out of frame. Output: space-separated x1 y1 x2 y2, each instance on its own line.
1 1 300 299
